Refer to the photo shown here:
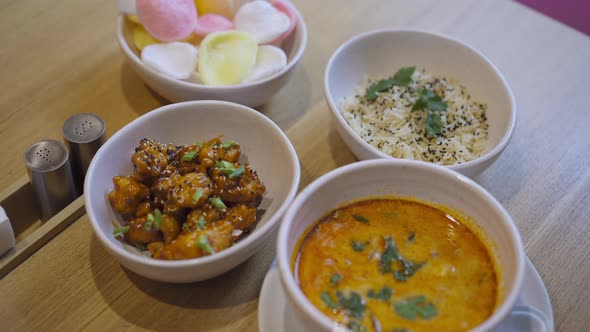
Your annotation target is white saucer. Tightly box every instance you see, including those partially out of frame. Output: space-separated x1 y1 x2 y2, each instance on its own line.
258 256 553 332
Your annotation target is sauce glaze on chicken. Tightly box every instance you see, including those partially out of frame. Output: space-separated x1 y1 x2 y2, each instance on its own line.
108 137 265 260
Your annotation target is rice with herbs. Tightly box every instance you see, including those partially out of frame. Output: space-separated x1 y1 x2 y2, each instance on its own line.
341 69 488 165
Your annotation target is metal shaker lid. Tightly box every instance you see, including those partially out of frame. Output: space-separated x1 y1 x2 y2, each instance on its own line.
24 140 69 173
62 113 106 144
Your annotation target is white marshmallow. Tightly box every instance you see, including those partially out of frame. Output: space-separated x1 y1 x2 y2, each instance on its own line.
118 0 137 15
244 45 287 83
141 42 198 80
234 0 291 44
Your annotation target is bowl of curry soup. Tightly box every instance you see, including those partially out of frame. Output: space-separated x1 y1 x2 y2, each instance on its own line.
277 159 524 332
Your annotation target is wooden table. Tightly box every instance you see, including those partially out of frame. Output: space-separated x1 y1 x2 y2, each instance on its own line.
1 0 589 331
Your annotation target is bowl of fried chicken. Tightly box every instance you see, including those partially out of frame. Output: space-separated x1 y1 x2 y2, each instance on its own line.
85 101 300 283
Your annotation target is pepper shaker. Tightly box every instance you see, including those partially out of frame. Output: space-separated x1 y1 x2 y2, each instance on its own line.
62 113 106 193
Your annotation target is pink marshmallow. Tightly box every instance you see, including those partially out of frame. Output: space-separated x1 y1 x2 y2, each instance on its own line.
136 0 198 42
194 14 234 36
270 0 297 45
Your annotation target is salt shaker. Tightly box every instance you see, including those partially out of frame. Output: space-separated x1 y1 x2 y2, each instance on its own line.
24 140 78 221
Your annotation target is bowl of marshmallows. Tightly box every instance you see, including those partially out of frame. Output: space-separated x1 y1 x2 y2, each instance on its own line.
117 0 307 107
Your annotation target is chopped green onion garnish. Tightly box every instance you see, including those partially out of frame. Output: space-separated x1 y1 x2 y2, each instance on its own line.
192 188 203 203
144 221 153 231
134 242 148 251
147 213 154 222
182 151 199 162
229 165 245 179
221 141 236 148
196 216 206 230
113 226 129 238
216 160 235 175
182 222 190 231
210 197 227 210
196 234 215 254
153 209 162 229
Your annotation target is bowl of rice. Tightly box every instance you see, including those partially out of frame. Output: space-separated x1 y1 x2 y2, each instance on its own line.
324 29 516 178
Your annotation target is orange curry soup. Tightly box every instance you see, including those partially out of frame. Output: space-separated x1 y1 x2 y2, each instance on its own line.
294 198 498 332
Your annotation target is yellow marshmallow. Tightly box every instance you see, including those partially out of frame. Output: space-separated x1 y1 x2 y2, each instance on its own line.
127 14 141 24
133 24 160 51
198 31 257 85
195 0 234 19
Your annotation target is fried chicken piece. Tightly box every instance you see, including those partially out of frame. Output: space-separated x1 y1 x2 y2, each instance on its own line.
183 203 223 232
210 163 265 203
132 139 178 183
108 176 150 219
225 203 257 231
163 202 188 224
135 200 156 218
126 216 163 244
176 145 208 175
168 172 213 208
153 220 234 260
147 241 165 257
197 137 241 167
150 176 174 207
161 214 180 244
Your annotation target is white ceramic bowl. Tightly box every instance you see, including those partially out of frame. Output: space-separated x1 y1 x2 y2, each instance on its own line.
324 29 516 178
85 101 300 283
277 159 525 331
116 5 307 108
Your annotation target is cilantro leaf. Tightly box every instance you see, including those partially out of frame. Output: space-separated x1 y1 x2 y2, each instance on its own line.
367 286 393 301
379 237 402 274
336 291 366 319
393 262 425 282
113 226 129 238
347 321 367 332
351 240 368 252
380 237 425 281
391 66 415 86
427 95 447 112
320 291 339 309
425 112 443 136
394 296 437 321
330 273 342 286
352 214 369 224
196 234 215 254
366 79 394 100
365 66 415 100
